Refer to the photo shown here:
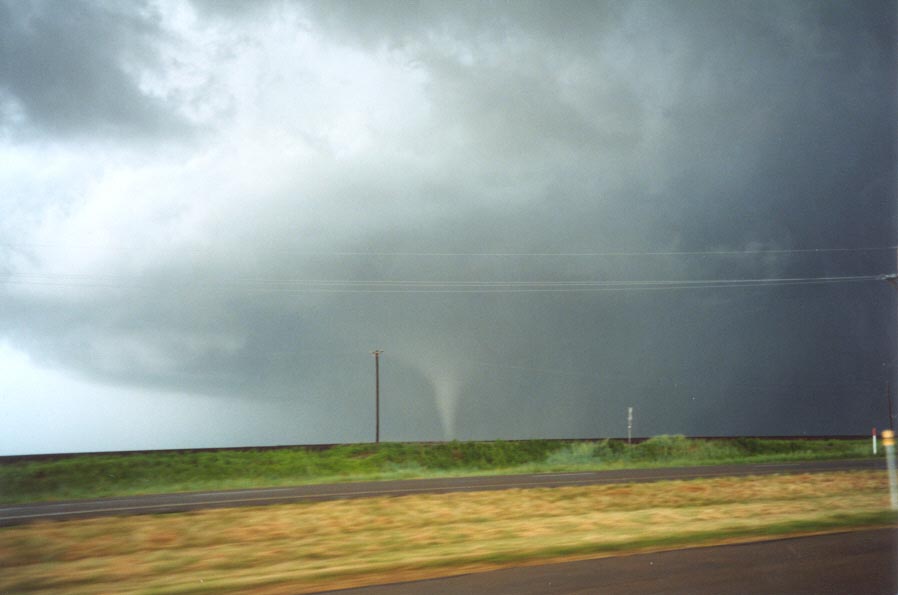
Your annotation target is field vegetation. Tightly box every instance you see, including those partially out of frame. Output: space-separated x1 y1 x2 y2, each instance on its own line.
0 435 873 504
1 470 893 594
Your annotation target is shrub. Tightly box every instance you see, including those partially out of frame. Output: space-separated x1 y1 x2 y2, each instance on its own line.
545 442 601 466
634 435 691 460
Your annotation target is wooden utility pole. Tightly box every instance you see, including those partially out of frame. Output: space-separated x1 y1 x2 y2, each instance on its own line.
881 261 897 432
372 350 383 443
889 381 894 432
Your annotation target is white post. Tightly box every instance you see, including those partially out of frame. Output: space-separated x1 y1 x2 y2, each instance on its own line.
627 407 633 445
873 427 877 455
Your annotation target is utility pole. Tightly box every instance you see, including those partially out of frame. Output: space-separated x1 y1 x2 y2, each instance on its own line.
372 350 383 443
889 381 894 432
880 270 898 431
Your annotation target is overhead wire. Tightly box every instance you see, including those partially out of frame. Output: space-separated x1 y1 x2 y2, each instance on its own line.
2 241 893 293
253 245 898 257
1 241 895 258
0 273 885 293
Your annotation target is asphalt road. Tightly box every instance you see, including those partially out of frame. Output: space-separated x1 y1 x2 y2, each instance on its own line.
0 458 883 526
315 528 898 595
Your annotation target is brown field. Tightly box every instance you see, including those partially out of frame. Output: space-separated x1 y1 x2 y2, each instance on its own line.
1 471 894 595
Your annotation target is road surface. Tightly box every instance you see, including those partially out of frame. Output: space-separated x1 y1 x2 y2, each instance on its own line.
0 458 882 526
315 528 898 594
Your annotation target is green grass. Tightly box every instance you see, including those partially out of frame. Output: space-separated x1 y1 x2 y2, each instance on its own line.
0 436 875 504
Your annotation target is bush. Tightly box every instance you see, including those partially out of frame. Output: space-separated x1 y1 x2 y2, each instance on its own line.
590 439 626 458
545 442 601 466
634 435 691 460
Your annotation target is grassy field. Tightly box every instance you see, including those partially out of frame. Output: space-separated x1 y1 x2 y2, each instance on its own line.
0 436 874 504
1 470 893 594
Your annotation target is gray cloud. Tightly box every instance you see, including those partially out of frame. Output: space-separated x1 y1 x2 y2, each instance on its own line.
1 0 895 452
0 0 194 139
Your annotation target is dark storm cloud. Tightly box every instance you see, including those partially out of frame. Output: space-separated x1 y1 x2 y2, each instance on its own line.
287 0 894 437
0 0 190 138
2 0 895 451
295 0 627 48
297 0 896 248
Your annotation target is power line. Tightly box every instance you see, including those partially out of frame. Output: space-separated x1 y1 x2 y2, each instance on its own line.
271 246 898 258
0 273 885 293
0 272 883 283
2 241 895 258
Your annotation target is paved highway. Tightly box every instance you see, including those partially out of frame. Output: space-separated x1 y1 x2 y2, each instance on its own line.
0 458 882 526
314 528 898 594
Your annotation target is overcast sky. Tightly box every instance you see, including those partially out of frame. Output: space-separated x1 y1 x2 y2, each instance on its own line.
1 0 896 454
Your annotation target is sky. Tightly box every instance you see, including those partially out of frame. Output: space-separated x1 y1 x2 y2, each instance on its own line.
1 0 896 455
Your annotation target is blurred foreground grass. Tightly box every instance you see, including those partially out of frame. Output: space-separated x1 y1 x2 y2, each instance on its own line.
0 436 874 504
1 471 894 595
